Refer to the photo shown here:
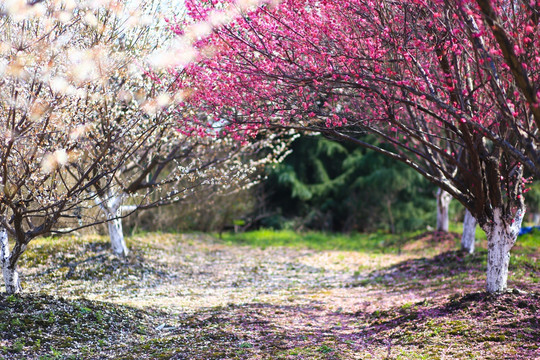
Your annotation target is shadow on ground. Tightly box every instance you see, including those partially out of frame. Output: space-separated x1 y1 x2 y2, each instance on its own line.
354 245 539 296
1 290 538 359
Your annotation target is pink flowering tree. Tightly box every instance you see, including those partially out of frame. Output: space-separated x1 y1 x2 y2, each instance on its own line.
182 0 540 293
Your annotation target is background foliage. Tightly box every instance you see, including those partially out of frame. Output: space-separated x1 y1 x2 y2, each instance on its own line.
258 135 440 233
120 135 452 234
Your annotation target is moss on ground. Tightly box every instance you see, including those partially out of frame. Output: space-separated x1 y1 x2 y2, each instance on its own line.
0 293 162 359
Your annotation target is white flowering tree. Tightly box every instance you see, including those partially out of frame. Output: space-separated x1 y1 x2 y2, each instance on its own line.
0 0 131 294
0 0 280 293
87 107 281 257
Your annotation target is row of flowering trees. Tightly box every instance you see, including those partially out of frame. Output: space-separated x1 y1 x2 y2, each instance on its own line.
1 0 537 295
181 0 539 293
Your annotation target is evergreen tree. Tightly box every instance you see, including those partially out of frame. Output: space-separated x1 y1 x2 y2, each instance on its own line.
262 135 436 232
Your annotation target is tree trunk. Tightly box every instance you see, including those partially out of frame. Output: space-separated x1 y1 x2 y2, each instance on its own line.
386 199 396 234
436 188 452 232
1 227 21 294
107 215 128 257
482 207 524 293
99 193 129 257
461 209 476 254
533 213 540 226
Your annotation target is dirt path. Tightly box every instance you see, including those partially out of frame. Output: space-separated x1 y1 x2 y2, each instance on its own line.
24 234 413 310
3 232 539 359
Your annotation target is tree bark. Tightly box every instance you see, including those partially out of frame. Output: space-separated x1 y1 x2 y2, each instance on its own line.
482 207 524 293
461 209 476 254
436 188 452 232
1 227 21 294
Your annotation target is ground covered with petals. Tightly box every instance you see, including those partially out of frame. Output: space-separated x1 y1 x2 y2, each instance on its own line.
1 230 539 359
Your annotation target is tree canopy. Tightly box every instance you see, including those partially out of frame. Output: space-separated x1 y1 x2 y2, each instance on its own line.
182 0 540 292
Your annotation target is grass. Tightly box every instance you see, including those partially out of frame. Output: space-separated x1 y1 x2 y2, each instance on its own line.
516 229 540 248
0 293 160 359
447 222 487 240
220 228 426 253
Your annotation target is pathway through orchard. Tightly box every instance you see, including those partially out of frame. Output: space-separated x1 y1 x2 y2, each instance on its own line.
17 233 540 359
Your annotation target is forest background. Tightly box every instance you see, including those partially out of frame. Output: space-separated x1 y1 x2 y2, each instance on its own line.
119 134 540 236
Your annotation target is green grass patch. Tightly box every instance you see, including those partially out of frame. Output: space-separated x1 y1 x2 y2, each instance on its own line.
447 222 487 241
220 229 419 253
516 229 540 248
223 224 529 254
511 230 540 284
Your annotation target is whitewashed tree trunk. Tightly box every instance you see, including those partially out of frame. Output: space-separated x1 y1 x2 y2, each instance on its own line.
436 188 452 232
482 207 524 293
1 227 21 294
99 192 129 257
107 213 128 257
533 213 540 226
461 209 476 254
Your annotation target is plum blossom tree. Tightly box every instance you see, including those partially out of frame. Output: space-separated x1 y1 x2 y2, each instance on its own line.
0 0 280 293
90 107 282 257
85 59 281 257
182 0 540 293
0 0 141 294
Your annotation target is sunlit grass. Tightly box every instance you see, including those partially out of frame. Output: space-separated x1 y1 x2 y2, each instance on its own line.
220 229 427 253
517 229 540 248
447 222 487 240
220 224 539 258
